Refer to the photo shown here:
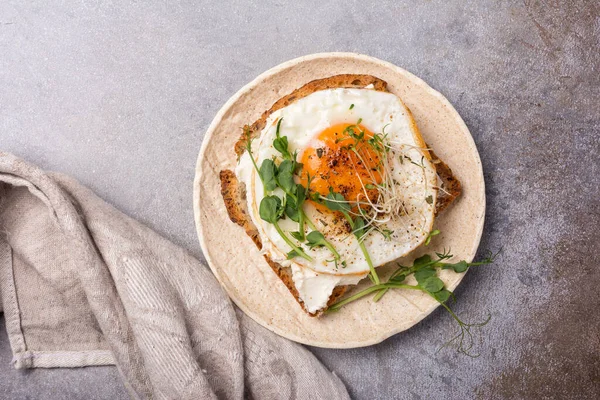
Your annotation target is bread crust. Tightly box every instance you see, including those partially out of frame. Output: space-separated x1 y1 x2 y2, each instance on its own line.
430 150 462 214
221 74 461 316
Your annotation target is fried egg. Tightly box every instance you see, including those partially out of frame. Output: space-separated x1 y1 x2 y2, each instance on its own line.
236 87 437 312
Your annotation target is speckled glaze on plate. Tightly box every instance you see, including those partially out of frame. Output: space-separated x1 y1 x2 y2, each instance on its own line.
193 53 485 348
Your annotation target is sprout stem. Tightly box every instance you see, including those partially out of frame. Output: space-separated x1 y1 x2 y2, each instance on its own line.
328 283 421 311
273 222 313 262
301 209 341 260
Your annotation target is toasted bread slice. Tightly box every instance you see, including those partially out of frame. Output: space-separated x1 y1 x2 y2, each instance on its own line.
221 74 461 316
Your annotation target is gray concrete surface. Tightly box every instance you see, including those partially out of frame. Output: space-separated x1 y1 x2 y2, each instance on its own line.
1 1 598 399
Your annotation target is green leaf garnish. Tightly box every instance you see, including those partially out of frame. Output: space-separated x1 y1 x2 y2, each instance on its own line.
419 276 445 293
352 216 366 240
259 195 312 262
413 254 433 268
259 195 283 223
289 231 304 241
440 250 499 273
284 194 299 222
433 289 452 303
305 231 342 262
367 132 386 153
306 231 327 248
424 229 440 246
277 158 294 175
276 160 296 194
414 266 436 283
259 159 277 192
442 260 469 273
327 245 499 357
324 191 349 213
323 189 379 284
389 273 407 283
273 136 290 159
273 118 292 160
286 249 298 259
380 228 394 241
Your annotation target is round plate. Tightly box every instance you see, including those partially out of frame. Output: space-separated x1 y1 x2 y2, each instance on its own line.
193 53 485 348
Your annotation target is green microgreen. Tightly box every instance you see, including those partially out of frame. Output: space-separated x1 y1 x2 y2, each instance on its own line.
259 195 313 262
327 248 499 356
408 155 425 169
376 228 394 241
285 193 299 222
289 231 303 241
252 123 343 263
352 216 366 239
324 190 351 213
341 118 367 145
367 133 386 153
324 189 380 284
276 159 296 194
306 231 341 260
424 229 441 246
273 118 293 160
259 159 277 192
258 195 285 222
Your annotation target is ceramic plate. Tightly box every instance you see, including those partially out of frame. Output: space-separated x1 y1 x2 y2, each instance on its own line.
193 53 485 348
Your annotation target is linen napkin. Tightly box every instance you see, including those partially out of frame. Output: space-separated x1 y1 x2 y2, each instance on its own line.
0 152 349 400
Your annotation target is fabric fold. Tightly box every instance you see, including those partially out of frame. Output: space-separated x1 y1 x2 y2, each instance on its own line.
0 152 349 400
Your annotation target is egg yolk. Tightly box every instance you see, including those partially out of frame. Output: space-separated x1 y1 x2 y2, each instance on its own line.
299 123 382 209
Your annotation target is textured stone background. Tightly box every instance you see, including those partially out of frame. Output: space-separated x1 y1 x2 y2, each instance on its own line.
1 1 598 399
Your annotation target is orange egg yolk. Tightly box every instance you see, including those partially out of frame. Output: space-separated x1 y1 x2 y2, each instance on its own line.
299 123 382 209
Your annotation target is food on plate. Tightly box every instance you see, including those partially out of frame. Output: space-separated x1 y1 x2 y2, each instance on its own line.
220 74 463 316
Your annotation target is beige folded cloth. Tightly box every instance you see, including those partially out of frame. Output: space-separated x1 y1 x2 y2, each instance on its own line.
0 153 349 400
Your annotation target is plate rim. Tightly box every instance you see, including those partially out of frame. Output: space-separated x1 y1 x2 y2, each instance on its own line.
193 52 486 348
